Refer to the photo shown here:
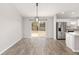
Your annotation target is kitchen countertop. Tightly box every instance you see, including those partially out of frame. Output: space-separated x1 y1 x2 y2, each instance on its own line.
66 32 79 36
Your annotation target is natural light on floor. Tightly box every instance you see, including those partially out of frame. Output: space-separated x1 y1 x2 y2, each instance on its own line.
32 31 46 37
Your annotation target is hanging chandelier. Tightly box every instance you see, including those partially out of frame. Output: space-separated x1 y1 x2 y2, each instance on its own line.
35 3 39 22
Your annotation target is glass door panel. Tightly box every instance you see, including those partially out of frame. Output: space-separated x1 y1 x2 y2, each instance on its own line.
32 21 46 37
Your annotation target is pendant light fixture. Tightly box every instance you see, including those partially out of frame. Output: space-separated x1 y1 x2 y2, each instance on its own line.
35 3 39 22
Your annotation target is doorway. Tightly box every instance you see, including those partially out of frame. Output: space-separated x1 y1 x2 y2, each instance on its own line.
31 21 47 37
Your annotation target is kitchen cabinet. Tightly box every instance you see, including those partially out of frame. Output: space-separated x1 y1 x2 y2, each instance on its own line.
66 32 79 52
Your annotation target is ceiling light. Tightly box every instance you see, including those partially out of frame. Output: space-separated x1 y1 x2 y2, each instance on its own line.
70 22 76 25
36 17 39 22
61 12 64 14
35 3 39 22
72 12 75 14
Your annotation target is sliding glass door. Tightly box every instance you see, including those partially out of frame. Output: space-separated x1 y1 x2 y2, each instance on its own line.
31 21 46 37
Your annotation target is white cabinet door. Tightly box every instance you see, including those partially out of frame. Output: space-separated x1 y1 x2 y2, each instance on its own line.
66 33 74 51
66 33 70 48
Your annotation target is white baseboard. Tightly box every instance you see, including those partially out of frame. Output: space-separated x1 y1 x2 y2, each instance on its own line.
0 37 23 55
72 49 79 52
66 46 79 52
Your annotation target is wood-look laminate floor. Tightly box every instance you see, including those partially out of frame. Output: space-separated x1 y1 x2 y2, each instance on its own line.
2 38 77 55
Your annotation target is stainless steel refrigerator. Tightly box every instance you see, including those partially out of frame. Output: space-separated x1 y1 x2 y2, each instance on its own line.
56 22 66 40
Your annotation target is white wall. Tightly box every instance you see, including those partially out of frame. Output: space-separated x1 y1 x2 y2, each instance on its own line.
24 18 31 38
53 16 56 39
0 4 23 54
47 17 54 38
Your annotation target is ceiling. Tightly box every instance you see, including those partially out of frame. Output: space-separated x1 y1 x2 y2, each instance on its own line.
14 3 79 17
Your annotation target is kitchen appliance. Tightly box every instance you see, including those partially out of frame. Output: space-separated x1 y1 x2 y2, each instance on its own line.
56 22 66 40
